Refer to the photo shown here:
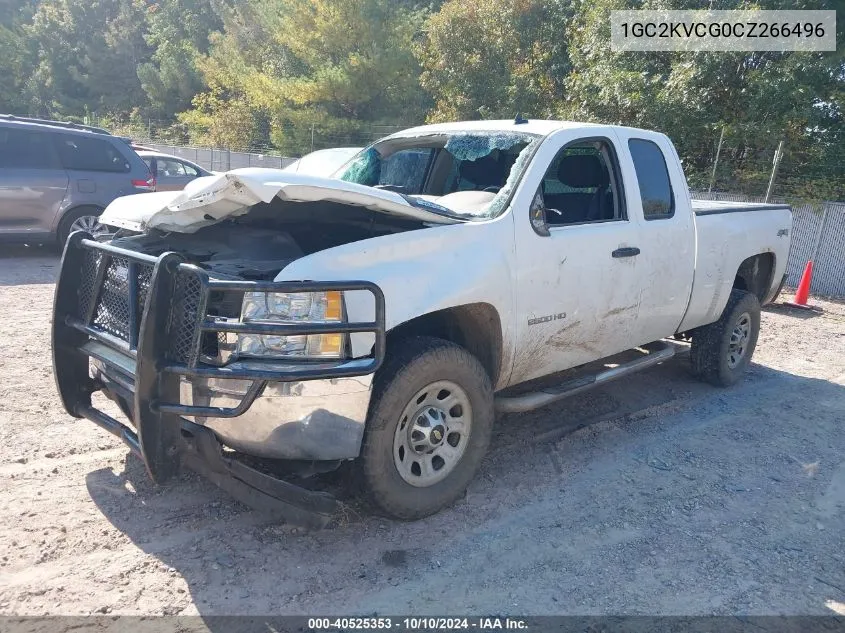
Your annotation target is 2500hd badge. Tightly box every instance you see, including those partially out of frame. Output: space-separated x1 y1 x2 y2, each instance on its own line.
528 312 567 326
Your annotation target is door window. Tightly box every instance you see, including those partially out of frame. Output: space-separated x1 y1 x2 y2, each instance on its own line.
536 139 626 226
628 138 675 219
55 134 131 173
157 159 187 177
180 161 200 177
0 128 62 169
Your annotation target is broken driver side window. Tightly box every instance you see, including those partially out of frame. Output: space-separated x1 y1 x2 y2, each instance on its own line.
538 139 626 227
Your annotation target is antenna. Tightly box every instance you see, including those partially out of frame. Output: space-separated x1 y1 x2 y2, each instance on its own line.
514 113 529 125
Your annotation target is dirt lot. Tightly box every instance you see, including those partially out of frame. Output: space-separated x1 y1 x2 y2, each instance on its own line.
1 244 844 619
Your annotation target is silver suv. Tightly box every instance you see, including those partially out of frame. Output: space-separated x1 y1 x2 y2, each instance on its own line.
0 116 155 245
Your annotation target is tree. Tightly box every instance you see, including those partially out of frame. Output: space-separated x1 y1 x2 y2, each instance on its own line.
137 0 227 120
563 0 845 199
418 0 573 122
24 0 151 117
0 21 30 113
181 0 431 154
0 0 840 200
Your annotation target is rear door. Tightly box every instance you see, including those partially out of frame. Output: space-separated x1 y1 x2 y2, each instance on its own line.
53 133 138 210
612 131 695 342
0 126 69 239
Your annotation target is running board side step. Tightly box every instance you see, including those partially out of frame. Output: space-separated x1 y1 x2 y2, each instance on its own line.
494 341 675 414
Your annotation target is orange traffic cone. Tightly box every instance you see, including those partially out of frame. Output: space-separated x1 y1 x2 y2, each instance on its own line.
784 261 817 309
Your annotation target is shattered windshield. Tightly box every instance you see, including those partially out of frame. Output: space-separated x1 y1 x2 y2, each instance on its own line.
336 131 541 220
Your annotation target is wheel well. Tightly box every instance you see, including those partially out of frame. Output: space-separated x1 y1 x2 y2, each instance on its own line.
56 205 105 241
58 204 104 229
733 253 775 303
387 304 503 384
60 204 104 220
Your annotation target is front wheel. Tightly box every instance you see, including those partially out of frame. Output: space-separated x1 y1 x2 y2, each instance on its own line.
690 289 761 387
359 337 494 520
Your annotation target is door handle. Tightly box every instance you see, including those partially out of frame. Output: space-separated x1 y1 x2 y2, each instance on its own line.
612 247 640 258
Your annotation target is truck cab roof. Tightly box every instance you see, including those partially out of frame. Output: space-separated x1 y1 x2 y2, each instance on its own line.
386 119 663 140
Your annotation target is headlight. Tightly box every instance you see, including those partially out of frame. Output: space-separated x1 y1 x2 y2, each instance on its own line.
237 290 345 359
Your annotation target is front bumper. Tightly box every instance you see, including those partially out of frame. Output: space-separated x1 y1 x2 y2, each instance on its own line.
52 233 385 528
90 351 373 461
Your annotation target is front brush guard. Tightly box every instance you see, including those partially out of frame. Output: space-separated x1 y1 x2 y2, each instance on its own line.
52 231 385 528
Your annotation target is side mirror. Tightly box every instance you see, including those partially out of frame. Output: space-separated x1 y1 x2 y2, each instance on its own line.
529 190 550 237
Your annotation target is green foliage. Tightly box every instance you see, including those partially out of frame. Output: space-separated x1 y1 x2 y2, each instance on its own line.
137 0 226 119
179 0 431 153
178 89 263 149
0 22 29 113
418 0 572 122
0 0 841 198
561 0 845 201
24 0 151 116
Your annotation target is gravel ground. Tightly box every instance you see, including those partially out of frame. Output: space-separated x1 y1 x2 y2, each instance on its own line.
1 244 844 619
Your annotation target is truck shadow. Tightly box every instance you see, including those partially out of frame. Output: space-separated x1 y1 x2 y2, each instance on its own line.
84 355 845 617
763 303 825 321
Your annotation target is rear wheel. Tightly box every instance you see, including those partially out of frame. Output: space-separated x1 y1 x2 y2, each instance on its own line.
690 289 761 387
359 336 494 520
57 207 110 246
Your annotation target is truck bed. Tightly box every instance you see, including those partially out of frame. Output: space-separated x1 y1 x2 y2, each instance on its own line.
677 199 792 334
691 199 791 216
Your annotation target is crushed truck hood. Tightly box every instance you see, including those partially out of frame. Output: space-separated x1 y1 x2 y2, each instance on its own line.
100 168 461 233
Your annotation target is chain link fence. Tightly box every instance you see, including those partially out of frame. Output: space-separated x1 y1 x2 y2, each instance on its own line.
112 118 410 165
137 143 298 172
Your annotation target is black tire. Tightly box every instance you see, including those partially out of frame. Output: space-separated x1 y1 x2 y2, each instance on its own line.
690 289 761 387
359 336 494 520
56 206 105 246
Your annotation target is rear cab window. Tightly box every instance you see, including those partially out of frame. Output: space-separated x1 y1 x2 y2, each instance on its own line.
54 133 131 173
628 138 675 219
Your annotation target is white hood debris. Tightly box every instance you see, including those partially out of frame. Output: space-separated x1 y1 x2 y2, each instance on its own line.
100 168 461 233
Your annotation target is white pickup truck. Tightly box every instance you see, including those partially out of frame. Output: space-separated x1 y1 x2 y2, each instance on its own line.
52 119 792 527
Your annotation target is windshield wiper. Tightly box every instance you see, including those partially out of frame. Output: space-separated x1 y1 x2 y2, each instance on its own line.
400 194 468 219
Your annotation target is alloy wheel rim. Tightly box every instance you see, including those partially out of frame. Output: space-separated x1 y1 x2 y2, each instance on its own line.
728 312 751 368
69 215 111 240
392 380 472 487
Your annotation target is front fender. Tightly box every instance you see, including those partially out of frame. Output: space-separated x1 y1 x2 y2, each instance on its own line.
276 216 517 386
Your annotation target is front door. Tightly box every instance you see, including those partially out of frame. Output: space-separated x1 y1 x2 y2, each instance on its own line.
510 130 643 385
